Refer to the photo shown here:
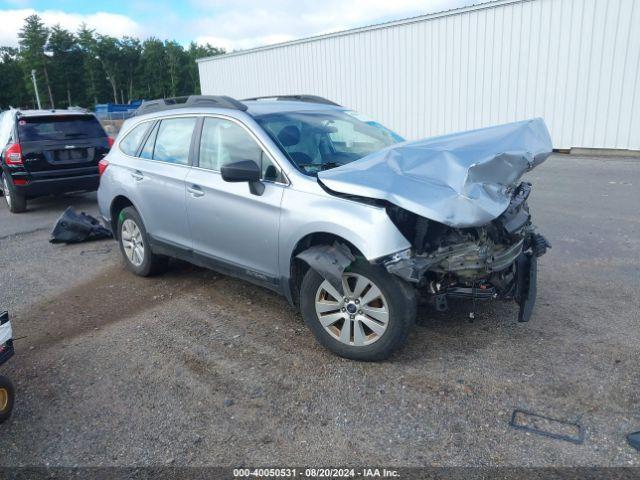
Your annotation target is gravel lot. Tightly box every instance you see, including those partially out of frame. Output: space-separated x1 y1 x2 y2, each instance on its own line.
0 154 638 467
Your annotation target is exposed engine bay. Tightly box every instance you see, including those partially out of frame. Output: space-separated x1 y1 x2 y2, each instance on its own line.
383 182 550 321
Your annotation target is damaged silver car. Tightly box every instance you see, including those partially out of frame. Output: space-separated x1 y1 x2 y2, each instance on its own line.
97 95 551 361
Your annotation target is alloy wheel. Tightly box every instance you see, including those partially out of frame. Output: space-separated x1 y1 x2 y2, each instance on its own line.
314 272 389 346
121 218 145 267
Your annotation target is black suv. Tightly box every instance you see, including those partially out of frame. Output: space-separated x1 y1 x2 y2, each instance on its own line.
0 109 112 213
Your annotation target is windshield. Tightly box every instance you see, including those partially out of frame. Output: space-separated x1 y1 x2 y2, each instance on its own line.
17 115 106 142
255 110 404 175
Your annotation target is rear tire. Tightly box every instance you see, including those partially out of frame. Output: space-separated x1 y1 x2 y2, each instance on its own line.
0 375 15 423
2 173 27 213
300 258 416 361
117 206 168 276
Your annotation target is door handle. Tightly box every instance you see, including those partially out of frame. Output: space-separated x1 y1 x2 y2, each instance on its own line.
130 171 144 181
187 185 205 197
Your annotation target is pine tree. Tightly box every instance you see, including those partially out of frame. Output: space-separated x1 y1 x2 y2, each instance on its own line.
48 25 82 107
2 15 227 109
18 14 54 108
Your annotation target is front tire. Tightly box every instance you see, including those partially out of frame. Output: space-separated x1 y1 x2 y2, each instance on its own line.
300 259 416 361
117 207 168 276
0 375 15 423
2 173 27 213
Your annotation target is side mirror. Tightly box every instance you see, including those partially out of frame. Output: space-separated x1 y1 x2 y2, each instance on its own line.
221 160 261 183
221 160 264 195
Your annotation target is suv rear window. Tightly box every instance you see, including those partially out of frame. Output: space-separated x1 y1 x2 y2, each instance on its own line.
17 115 106 142
119 121 151 156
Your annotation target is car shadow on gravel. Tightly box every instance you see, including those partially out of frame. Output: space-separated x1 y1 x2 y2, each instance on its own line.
21 259 221 350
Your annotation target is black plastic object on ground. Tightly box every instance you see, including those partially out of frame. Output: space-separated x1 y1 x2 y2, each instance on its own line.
49 207 112 244
509 409 585 444
628 431 640 451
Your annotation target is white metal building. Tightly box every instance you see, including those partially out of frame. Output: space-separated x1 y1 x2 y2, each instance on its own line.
198 0 640 151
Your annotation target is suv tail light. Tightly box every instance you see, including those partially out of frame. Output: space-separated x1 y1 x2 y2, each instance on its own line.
5 143 23 165
107 137 114 148
98 158 109 176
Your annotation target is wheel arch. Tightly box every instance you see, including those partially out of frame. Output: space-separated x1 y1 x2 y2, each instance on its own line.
109 195 137 238
287 232 365 307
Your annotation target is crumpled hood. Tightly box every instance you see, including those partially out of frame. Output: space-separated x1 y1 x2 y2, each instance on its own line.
318 118 552 228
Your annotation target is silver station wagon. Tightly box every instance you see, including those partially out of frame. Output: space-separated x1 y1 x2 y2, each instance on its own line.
98 94 551 361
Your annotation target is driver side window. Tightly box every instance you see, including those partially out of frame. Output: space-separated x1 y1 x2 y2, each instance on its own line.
199 117 283 183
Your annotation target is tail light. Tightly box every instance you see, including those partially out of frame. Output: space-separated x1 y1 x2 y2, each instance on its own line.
5 143 23 165
107 137 115 148
98 158 109 176
13 178 28 185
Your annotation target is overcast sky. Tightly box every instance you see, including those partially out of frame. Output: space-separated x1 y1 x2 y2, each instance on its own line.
0 0 491 51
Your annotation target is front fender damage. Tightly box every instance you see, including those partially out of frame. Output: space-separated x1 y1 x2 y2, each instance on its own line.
296 242 355 295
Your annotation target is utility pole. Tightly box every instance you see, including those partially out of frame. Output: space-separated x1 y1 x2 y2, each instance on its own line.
31 69 42 110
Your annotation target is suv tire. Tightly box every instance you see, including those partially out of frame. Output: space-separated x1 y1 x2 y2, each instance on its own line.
300 258 416 361
2 174 27 213
117 206 169 276
0 375 15 424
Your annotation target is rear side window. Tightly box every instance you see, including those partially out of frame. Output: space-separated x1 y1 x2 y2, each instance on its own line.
119 122 151 156
17 115 106 142
147 117 196 165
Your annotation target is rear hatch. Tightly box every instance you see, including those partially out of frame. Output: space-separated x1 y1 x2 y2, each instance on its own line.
16 114 109 176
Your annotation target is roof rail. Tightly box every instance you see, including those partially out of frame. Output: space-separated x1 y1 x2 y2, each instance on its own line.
242 95 341 106
134 95 248 116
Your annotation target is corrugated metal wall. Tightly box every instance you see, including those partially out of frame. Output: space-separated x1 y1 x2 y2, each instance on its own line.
198 0 640 150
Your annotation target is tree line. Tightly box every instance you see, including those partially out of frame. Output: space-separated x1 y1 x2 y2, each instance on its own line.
0 14 225 110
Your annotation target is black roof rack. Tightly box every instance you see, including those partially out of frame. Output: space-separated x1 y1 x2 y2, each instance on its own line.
241 95 341 106
134 95 247 116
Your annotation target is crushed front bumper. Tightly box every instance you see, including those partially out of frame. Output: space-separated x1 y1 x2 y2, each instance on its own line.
385 237 525 283
381 179 550 322
383 233 549 323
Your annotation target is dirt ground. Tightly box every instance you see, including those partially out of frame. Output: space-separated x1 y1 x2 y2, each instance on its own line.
0 154 638 467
